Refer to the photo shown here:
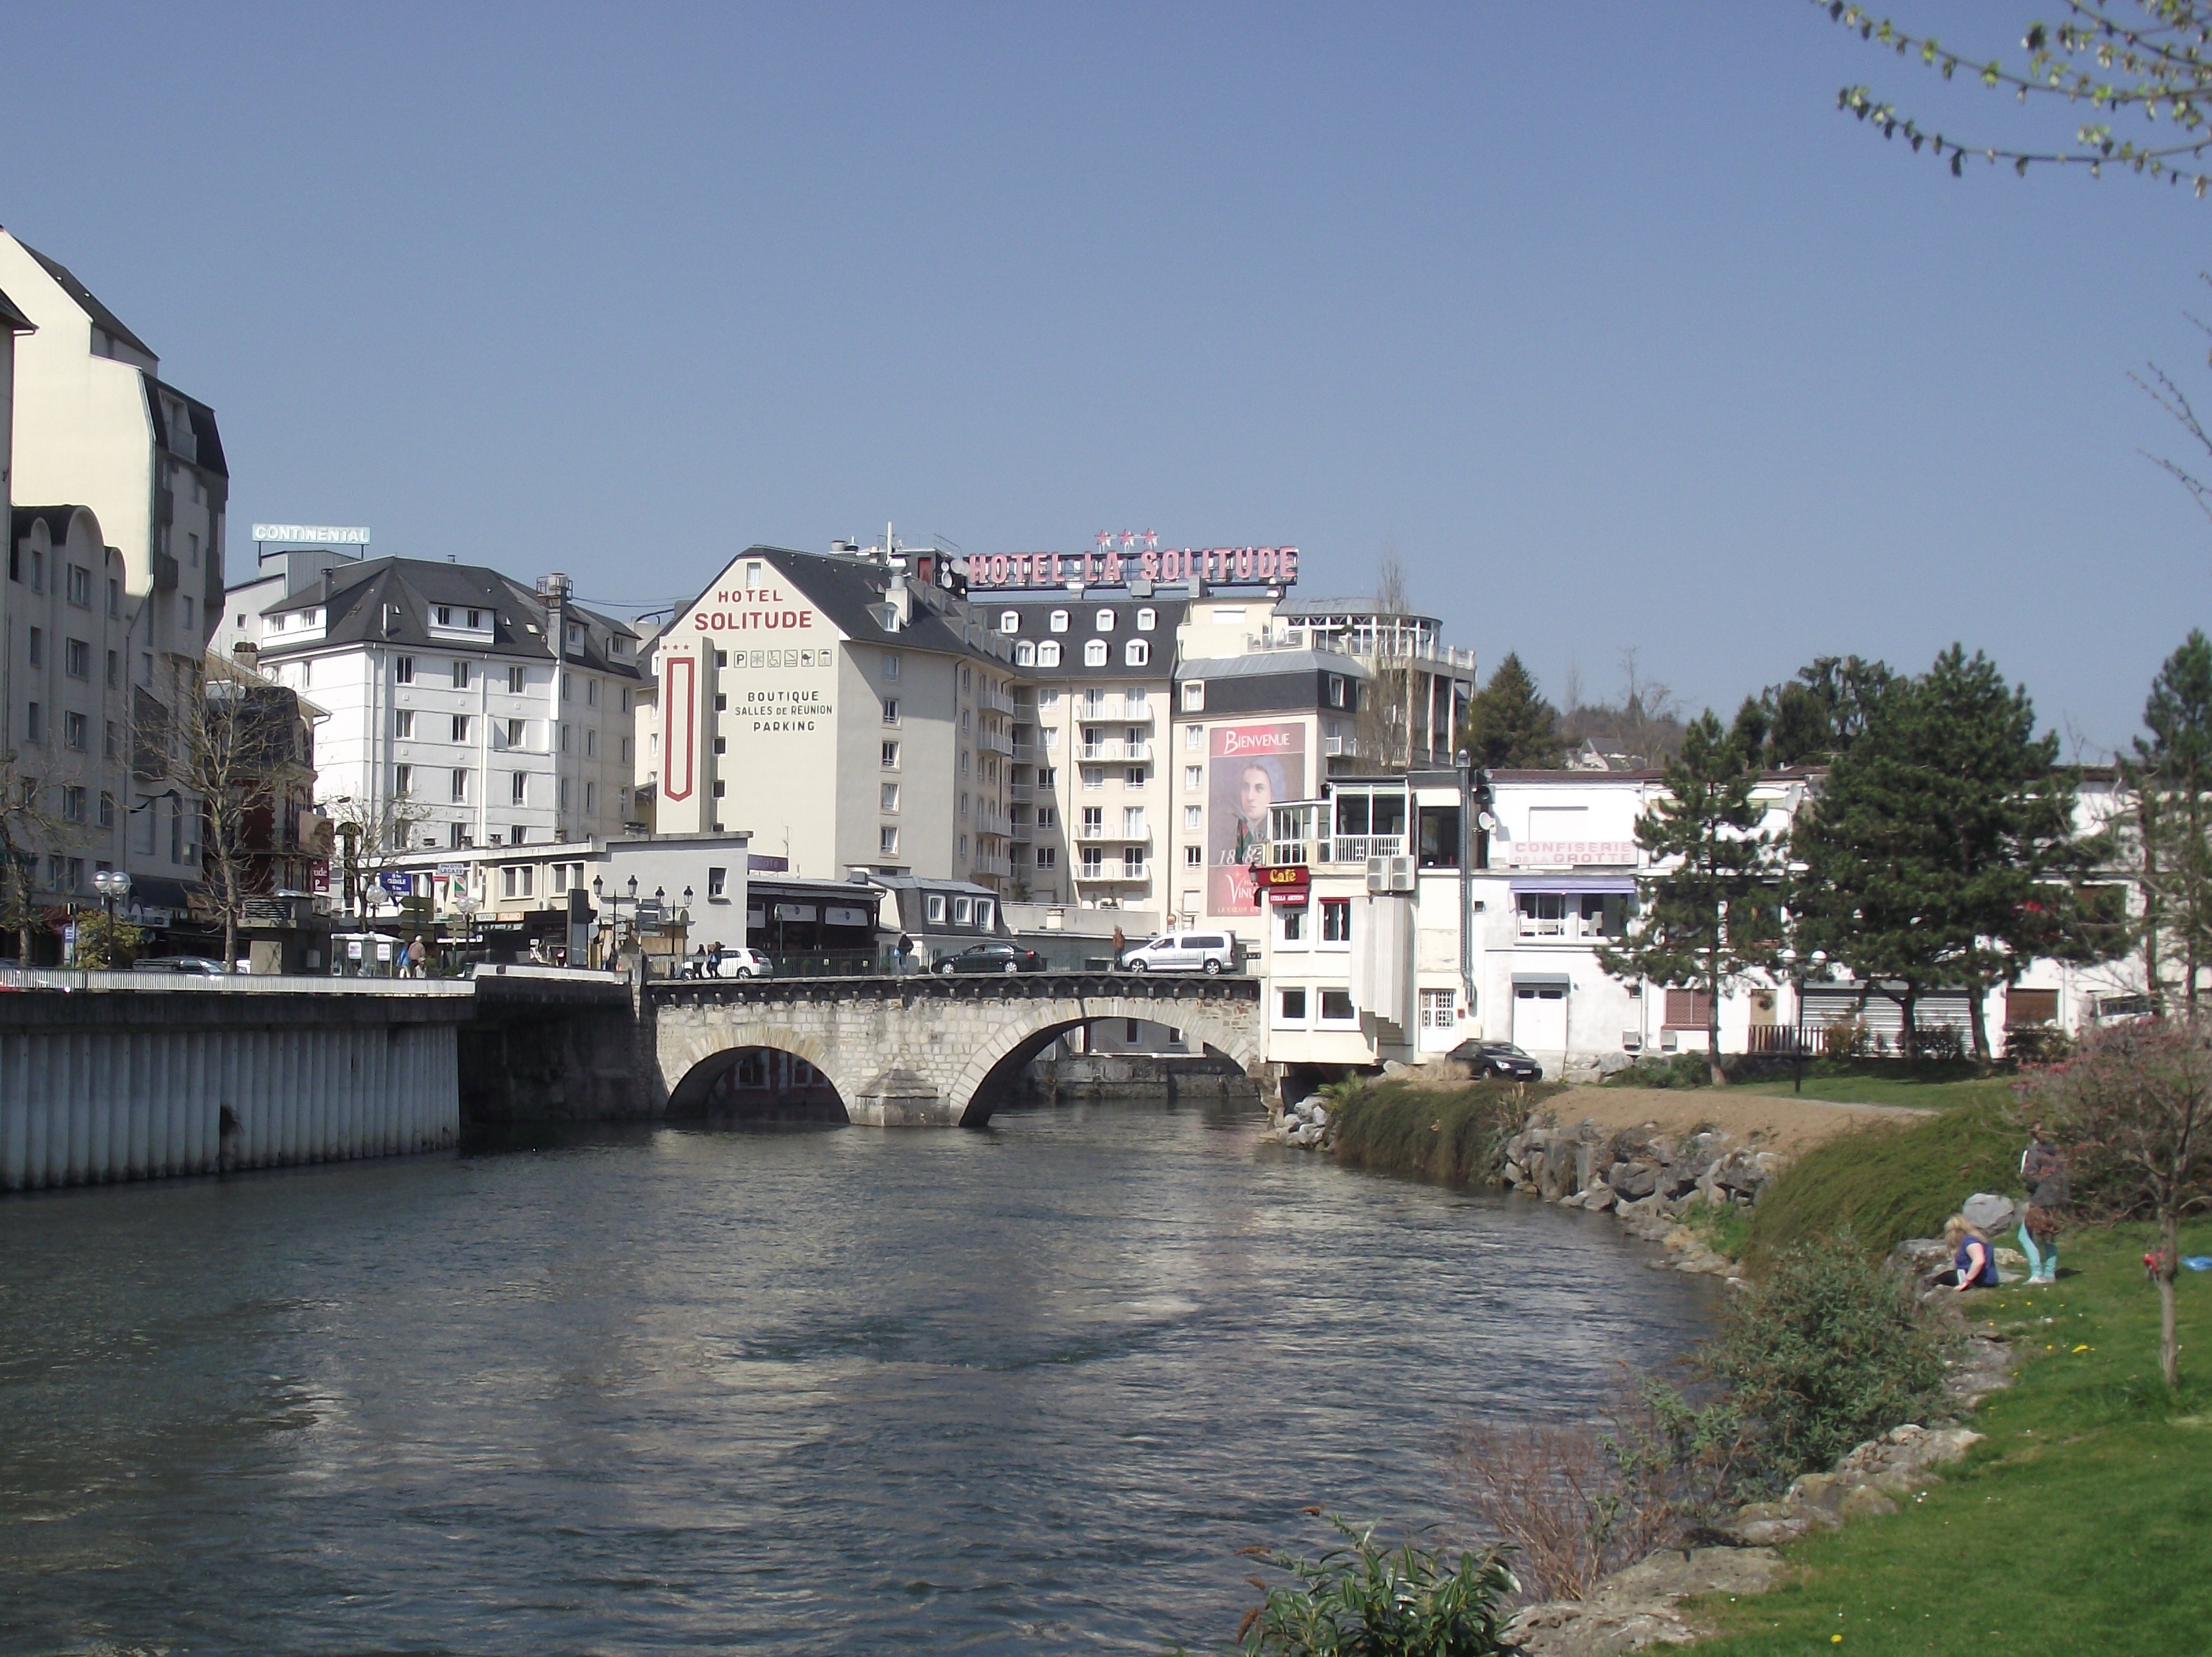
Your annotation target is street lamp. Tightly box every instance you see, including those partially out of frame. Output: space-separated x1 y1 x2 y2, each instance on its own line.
93 868 131 966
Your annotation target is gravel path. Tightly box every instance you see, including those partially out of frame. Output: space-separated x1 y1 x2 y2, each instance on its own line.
1541 1084 1932 1155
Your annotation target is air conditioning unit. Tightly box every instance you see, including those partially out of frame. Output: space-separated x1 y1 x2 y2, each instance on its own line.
1364 855 1416 894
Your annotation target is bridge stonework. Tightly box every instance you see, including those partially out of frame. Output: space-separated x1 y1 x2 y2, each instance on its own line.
647 973 1264 1126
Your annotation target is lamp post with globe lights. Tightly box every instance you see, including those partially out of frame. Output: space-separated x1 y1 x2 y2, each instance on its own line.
92 868 131 967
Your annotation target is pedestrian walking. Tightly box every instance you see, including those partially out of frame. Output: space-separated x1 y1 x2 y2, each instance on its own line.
405 934 428 978
1110 924 1126 967
708 940 724 978
2019 1122 2069 1284
896 933 914 975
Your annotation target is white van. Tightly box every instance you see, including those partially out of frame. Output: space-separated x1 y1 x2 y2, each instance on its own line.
1118 931 1239 975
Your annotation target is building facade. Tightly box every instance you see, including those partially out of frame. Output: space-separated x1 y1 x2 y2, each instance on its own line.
0 232 228 906
220 552 643 871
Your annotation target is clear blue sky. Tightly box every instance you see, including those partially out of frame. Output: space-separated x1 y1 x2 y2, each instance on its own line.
4 3 2205 754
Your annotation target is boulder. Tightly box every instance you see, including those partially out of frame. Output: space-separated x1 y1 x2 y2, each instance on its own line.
1612 1164 1659 1201
1962 1191 2017 1233
1501 1548 1781 1656
1583 1184 1617 1213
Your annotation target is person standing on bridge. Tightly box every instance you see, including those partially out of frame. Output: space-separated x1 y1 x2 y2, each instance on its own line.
1111 924 1125 968
897 933 914 975
708 940 724 978
405 935 428 979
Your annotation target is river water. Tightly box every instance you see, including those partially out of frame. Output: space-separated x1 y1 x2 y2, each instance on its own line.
0 1099 1715 1656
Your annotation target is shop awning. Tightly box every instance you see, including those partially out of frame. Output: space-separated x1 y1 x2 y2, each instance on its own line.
1508 875 1636 894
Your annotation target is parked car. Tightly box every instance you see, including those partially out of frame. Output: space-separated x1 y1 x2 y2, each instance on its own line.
686 946 772 979
935 941 1048 975
1449 1038 1544 1081
130 956 230 976
1118 931 1239 975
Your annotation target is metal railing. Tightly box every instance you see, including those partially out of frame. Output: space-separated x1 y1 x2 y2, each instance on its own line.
1333 834 1405 862
977 728 1014 757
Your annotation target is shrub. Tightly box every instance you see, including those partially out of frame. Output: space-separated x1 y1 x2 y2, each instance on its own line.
1327 1080 1558 1187
1704 1237 1949 1486
1916 1022 1966 1062
1222 1512 1516 1656
1819 1018 1870 1060
1601 1052 1713 1089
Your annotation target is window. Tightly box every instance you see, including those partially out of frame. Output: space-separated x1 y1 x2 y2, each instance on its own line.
1094 608 1116 632
1663 989 1713 1030
501 865 534 899
99 792 115 829
1082 767 1103 790
510 772 528 805
1015 641 1035 666
1517 892 1567 937
585 728 598 757
1083 640 1108 667
559 777 571 809
1279 987 1308 1021
395 764 413 796
1036 805 1057 827
1083 806 1104 837
999 611 1020 633
882 697 900 724
713 737 727 755
1121 846 1144 878
395 656 415 684
960 708 972 734
26 628 41 667
1039 689 1061 710
436 605 453 626
65 712 87 751
105 650 118 688
585 781 596 814
451 768 470 803
1327 675 1348 708
181 596 193 630
561 724 572 753
108 578 120 617
512 825 530 846
880 740 900 769
1181 680 1204 711
65 638 89 678
67 565 90 606
562 678 574 701
508 664 526 693
926 894 946 923
1280 907 1303 941
1125 767 1147 788
1321 898 1352 942
1123 806 1145 836
620 687 631 711
954 897 974 924
880 826 900 857
1184 844 1203 867
621 736 632 763
713 651 728 671
1049 609 1069 632
1037 641 1063 667
1420 988 1458 1030
104 722 118 760
188 532 199 568
27 549 41 590
453 660 472 689
585 679 599 707
452 715 472 743
1183 804 1202 830
882 783 900 812
503 717 524 747
61 786 86 822
1081 847 1104 878
1136 606 1156 631
1125 638 1149 667
1036 846 1058 868
962 666 973 694
712 780 725 798
1320 988 1357 1023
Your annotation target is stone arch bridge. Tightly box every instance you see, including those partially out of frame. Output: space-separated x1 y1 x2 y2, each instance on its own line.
647 972 1264 1126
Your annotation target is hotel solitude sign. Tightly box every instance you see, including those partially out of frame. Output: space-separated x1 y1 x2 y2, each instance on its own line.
961 532 1299 592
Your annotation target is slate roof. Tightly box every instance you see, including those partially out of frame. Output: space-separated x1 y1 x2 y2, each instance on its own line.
19 241 156 360
1174 649 1373 682
254 555 642 678
147 379 228 479
11 504 96 548
982 596 1189 682
690 545 1015 667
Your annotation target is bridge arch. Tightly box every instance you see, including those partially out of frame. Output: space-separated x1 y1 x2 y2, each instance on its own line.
666 1040 849 1124
646 975 1264 1129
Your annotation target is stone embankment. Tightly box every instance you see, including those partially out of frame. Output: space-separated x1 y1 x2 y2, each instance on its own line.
1501 1117 1779 1279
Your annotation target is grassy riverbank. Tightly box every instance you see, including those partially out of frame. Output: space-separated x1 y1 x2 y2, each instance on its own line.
1692 1216 2212 1657
1325 1077 1563 1187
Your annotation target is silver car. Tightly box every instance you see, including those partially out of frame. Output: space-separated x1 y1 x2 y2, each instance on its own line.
1117 931 1239 975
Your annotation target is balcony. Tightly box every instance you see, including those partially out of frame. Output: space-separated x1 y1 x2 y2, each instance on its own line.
977 728 1015 757
1078 738 1151 764
1008 781 1034 803
982 685 1017 716
1332 834 1405 863
972 850 1012 878
976 808 1009 836
1012 742 1041 765
1076 823 1151 843
1075 861 1149 882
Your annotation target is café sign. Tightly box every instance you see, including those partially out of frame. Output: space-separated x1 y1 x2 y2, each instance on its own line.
1262 864 1312 906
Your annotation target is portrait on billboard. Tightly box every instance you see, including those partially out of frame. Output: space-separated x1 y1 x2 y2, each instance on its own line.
1206 722 1306 916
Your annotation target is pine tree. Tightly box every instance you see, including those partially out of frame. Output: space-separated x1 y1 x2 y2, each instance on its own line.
1596 709 1781 1085
1461 653 1565 770
1791 647 2083 1063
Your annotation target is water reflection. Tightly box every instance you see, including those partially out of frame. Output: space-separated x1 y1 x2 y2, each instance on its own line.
0 1098 1715 1655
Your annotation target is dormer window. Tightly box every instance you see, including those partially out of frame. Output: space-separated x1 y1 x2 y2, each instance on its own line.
1038 641 1062 667
1094 608 1116 632
467 609 483 629
1084 640 1108 667
999 611 1020 633
1136 607 1156 631
1049 609 1069 633
436 606 453 627
1015 640 1036 666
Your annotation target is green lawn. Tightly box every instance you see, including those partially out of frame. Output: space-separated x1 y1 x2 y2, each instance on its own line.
1684 1220 2212 1657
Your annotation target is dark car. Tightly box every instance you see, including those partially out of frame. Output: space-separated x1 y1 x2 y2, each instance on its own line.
935 942 1048 975
1449 1039 1544 1081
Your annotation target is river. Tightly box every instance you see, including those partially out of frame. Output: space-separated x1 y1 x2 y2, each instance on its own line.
0 1098 1716 1655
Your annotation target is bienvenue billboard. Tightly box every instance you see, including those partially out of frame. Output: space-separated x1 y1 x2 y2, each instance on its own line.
1206 722 1307 916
